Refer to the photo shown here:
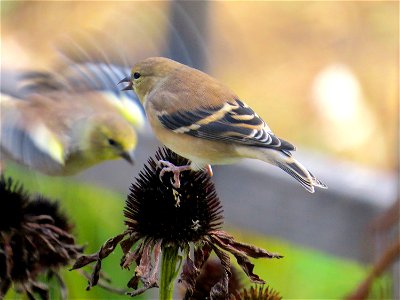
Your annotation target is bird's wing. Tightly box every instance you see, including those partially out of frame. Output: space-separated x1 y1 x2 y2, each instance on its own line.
157 99 295 151
1 97 65 174
18 63 145 128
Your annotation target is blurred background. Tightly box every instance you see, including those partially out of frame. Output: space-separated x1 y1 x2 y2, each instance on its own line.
1 1 398 299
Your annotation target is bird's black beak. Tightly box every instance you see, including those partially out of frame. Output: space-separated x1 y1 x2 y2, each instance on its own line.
118 76 133 91
120 151 135 165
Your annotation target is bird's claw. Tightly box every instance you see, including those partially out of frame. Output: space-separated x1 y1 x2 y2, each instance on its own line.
157 160 191 189
205 164 213 177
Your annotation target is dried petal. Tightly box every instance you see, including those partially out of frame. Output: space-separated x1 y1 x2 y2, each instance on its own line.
120 235 139 255
211 235 266 283
121 242 143 270
70 253 98 270
86 260 101 290
127 275 140 289
211 244 231 278
210 231 282 259
135 241 153 279
99 232 128 259
235 256 264 284
180 256 197 296
0 278 11 299
30 280 49 300
210 244 231 299
148 240 162 283
210 270 229 300
41 223 76 243
194 243 212 269
181 243 213 298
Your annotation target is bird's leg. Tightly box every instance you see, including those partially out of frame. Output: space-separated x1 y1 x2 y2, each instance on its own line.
205 164 213 177
157 160 192 189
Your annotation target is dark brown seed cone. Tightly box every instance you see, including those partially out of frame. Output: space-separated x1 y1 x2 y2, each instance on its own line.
71 147 282 299
0 175 83 300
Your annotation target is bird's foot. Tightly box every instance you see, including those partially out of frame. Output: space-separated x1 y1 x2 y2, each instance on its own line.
157 160 192 189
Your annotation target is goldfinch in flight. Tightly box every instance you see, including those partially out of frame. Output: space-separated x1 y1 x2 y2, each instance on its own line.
1 62 145 176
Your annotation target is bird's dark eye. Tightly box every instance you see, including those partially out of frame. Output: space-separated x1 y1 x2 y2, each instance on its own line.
108 138 117 146
133 72 141 80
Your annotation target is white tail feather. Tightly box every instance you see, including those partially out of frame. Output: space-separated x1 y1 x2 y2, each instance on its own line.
240 147 327 193
275 153 327 193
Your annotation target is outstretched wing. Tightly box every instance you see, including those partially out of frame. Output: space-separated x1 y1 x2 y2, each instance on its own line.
17 62 145 128
158 99 295 151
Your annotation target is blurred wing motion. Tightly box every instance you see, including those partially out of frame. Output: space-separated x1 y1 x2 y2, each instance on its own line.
19 62 145 128
0 94 65 174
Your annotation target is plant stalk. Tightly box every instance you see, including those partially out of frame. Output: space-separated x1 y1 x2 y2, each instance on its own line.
159 245 180 300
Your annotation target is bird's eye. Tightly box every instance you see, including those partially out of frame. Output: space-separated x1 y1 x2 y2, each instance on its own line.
108 138 117 146
133 72 141 80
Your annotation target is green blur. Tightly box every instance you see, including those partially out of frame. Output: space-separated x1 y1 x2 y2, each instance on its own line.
3 164 390 299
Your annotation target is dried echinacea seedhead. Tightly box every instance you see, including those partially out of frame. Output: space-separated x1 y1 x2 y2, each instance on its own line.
71 147 282 299
180 258 242 300
0 175 83 300
182 259 282 300
232 285 282 300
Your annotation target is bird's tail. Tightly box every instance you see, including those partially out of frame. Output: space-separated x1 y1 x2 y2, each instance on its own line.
250 148 327 193
275 152 327 193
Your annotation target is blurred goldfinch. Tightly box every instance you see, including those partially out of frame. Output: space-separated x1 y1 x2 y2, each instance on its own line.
0 63 145 176
120 57 326 193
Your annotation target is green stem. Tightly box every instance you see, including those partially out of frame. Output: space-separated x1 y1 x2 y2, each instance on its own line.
159 245 180 300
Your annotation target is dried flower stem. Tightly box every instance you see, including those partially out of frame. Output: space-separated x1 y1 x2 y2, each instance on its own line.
346 239 400 300
160 245 181 300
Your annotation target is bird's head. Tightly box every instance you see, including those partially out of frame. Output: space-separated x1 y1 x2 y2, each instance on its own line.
119 57 181 102
85 114 137 164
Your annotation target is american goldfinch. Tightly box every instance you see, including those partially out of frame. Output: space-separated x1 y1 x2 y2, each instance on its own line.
119 57 327 193
1 63 145 176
